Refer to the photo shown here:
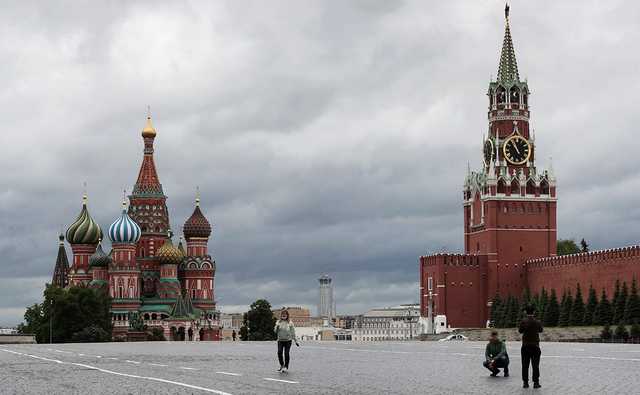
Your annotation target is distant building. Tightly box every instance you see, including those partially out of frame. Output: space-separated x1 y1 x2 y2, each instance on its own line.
334 315 357 330
352 304 420 341
318 275 335 319
272 306 311 327
219 313 243 340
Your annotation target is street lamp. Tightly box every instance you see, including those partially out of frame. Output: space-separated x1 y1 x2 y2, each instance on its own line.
49 299 53 344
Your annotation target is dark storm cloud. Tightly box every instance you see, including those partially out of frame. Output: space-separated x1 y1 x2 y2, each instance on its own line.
1 1 640 325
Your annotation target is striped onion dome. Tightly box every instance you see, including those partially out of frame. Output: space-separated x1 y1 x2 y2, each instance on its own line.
157 233 184 265
66 193 103 245
108 200 141 244
89 241 112 268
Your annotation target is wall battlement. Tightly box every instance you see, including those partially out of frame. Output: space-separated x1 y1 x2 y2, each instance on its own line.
526 245 640 269
420 253 487 268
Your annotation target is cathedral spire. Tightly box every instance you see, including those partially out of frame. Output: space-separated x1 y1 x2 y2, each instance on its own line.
52 233 69 288
497 3 519 83
132 114 164 197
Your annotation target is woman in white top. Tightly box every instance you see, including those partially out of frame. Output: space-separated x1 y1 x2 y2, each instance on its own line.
274 309 299 372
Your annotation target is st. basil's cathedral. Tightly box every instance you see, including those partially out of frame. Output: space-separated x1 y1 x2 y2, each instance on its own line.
51 116 219 341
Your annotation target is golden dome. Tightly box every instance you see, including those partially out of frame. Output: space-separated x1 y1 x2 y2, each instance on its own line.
157 236 184 265
142 116 156 138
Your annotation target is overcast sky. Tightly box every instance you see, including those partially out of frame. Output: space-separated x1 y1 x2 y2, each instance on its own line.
1 0 639 326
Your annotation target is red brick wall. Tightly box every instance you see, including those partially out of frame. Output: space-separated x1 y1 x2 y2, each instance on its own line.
526 246 640 298
420 254 488 328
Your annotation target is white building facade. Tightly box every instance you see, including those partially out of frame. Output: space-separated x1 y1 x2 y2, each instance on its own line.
352 304 420 341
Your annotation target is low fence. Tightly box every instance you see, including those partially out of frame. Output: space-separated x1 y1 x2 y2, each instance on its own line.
0 334 36 344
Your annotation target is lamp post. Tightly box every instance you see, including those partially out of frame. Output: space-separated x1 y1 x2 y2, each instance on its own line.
49 299 53 344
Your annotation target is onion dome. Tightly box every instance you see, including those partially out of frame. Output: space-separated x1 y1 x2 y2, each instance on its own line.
66 193 103 245
183 193 211 239
157 232 184 265
142 115 156 138
108 200 142 244
89 241 112 268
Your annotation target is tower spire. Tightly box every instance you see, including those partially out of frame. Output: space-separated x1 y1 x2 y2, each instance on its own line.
497 3 519 83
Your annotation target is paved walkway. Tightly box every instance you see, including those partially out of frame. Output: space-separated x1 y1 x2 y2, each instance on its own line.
1 341 639 394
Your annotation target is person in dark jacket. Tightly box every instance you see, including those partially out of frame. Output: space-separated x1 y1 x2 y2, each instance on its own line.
483 330 509 377
518 305 543 389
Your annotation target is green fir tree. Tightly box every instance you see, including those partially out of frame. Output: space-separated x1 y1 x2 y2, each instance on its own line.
543 289 560 327
509 296 521 327
559 290 573 327
612 280 622 323
584 286 598 326
594 288 613 326
570 284 586 326
623 278 640 324
538 288 549 322
614 282 629 324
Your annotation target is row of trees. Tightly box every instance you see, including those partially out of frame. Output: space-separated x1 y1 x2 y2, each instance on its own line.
18 285 112 343
556 238 589 256
490 279 640 328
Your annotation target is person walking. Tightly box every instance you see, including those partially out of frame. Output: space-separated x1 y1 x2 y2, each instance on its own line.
519 305 543 389
274 309 299 372
232 330 237 341
483 330 509 377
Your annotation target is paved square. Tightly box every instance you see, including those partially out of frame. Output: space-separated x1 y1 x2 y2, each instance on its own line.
1 341 639 394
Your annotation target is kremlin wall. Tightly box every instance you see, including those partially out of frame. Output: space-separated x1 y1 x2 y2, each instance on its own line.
419 7 640 329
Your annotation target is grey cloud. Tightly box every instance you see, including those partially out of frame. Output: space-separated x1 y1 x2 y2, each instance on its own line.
2 1 640 326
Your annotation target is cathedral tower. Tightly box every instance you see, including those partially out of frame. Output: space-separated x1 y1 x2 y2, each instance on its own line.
128 115 171 296
463 4 557 298
181 193 216 312
108 199 143 312
66 193 103 287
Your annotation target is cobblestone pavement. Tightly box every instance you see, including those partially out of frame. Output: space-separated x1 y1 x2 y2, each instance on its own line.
1 340 639 394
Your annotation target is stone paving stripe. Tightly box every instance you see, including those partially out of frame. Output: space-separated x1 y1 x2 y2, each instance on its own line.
106 357 118 360
264 378 299 384
150 363 168 367
78 353 85 356
216 372 242 376
180 367 198 370
1 349 233 395
54 349 72 354
71 362 234 395
125 360 141 364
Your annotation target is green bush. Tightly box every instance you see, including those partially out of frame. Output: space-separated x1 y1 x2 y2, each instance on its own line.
71 325 111 342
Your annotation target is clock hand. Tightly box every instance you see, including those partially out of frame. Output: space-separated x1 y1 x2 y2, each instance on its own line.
513 142 521 155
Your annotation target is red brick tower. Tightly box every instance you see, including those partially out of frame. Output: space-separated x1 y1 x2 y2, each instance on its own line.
181 192 216 313
463 5 557 299
128 115 170 296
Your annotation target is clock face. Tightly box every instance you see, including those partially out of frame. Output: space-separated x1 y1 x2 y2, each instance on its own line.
502 135 531 165
483 139 495 165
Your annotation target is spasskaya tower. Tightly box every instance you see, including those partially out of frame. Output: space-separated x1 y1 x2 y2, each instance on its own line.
463 4 557 298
